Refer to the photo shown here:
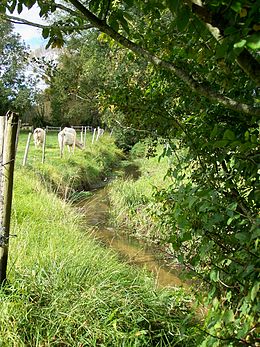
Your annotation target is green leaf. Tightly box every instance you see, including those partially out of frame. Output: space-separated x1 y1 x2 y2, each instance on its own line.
7 0 17 13
188 195 197 208
234 39 246 48
216 44 228 58
223 129 235 141
210 125 219 139
42 27 49 39
17 1 23 14
227 202 237 211
24 0 36 9
244 130 250 140
166 0 180 14
227 217 233 225
181 232 192 241
212 297 219 309
108 12 119 32
89 0 99 13
119 15 130 34
250 282 259 301
124 0 134 7
223 309 235 324
210 270 219 282
251 228 260 240
177 254 184 263
235 232 250 243
231 2 242 12
176 6 190 31
237 323 250 338
246 33 260 50
213 140 229 148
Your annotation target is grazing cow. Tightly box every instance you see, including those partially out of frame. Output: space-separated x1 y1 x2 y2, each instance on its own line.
33 128 45 148
58 127 83 157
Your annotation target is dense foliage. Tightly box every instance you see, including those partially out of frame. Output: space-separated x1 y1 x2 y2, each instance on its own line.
2 0 260 345
0 18 36 116
43 33 109 127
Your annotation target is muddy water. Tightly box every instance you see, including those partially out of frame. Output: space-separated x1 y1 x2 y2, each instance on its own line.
79 187 189 289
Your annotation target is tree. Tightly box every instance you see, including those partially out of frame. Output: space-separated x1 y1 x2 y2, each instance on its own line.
3 0 259 116
30 31 113 126
0 17 36 117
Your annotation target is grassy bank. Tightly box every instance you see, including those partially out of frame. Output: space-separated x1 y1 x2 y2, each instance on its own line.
16 131 123 196
0 134 203 346
108 142 172 244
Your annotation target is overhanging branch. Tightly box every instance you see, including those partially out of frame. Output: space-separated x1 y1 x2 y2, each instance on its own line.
67 0 260 118
2 14 93 34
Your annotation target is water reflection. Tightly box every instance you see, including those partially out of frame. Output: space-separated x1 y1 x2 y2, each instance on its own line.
79 187 189 289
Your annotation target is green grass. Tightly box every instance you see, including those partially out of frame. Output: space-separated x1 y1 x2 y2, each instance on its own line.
16 131 124 196
0 134 203 346
108 142 172 242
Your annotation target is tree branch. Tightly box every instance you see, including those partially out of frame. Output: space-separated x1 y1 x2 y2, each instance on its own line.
55 3 87 19
191 2 260 86
2 14 93 33
67 0 260 118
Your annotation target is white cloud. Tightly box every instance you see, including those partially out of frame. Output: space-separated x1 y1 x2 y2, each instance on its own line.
11 5 48 49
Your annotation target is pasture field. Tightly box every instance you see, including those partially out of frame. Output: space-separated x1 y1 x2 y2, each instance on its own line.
16 130 124 196
0 132 202 346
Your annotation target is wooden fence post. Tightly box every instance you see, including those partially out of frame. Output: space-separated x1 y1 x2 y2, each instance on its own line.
41 130 46 164
0 112 19 285
84 127 87 148
0 117 6 280
15 119 21 154
22 132 32 166
80 130 83 143
96 126 100 142
92 128 96 145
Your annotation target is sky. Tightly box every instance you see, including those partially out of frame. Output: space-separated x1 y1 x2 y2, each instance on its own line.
10 5 59 90
11 5 48 50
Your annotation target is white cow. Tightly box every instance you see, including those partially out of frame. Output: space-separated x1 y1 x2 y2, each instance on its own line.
33 128 45 148
58 127 83 157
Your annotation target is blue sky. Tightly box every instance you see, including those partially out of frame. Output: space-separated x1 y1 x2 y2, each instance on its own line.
12 6 48 50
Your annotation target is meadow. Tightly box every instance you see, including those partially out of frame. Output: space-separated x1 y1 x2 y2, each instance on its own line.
0 131 202 346
16 130 124 196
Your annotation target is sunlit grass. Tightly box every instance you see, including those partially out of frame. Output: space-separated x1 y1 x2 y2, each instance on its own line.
16 130 123 195
109 142 172 241
0 156 202 346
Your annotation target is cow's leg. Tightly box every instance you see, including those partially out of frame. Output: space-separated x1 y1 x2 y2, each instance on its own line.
60 135 64 158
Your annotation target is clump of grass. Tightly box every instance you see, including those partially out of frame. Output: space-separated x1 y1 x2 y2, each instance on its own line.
0 167 203 346
108 142 172 242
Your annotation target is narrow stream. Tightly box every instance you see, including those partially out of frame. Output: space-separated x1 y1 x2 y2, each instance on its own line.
78 187 189 290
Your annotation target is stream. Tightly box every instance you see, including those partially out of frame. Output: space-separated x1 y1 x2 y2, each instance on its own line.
78 186 190 290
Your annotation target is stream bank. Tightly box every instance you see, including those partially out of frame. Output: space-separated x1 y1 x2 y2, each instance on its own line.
77 181 191 290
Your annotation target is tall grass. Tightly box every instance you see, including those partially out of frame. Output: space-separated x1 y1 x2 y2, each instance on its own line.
0 136 203 346
16 131 124 194
109 142 172 242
